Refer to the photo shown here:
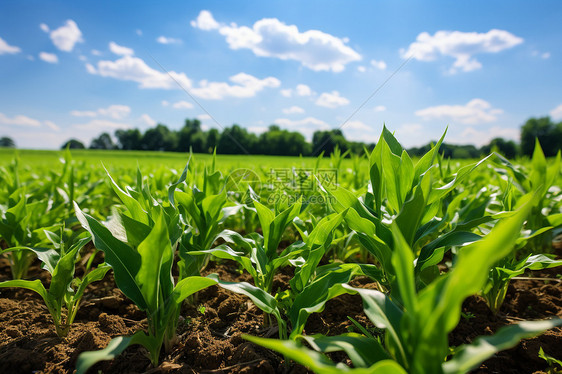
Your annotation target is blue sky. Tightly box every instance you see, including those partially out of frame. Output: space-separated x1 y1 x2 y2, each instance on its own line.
1 1 561 149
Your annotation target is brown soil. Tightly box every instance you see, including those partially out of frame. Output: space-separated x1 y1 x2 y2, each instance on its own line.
0 256 561 373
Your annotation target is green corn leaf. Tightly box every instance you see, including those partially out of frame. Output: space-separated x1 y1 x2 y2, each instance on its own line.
390 224 417 312
74 202 146 310
168 158 190 208
74 265 111 301
135 210 170 313
48 241 80 302
443 319 562 374
244 334 407 374
415 231 482 273
76 331 158 374
171 276 219 305
342 285 406 366
301 333 391 368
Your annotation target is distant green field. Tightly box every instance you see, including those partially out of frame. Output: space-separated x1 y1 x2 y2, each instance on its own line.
0 148 366 172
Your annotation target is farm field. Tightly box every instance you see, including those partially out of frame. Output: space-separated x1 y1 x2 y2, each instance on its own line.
0 130 561 374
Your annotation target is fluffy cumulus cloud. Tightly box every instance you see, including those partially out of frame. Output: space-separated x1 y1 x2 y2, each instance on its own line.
71 104 131 120
190 10 220 30
550 104 562 121
86 55 192 90
315 91 350 108
453 126 519 147
415 99 503 125
190 72 280 100
373 105 386 112
282 106 305 114
157 36 182 44
343 120 378 143
191 10 361 72
401 29 523 73
274 116 331 139
73 119 131 131
172 100 194 109
42 20 83 52
138 114 156 127
0 113 42 127
39 52 58 64
109 41 134 56
0 112 60 133
0 37 21 55
371 59 387 70
281 84 312 98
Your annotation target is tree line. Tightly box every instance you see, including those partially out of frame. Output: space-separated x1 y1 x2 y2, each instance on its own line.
2 116 561 158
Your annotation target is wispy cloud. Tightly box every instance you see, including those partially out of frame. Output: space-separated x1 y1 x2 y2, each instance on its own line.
0 36 21 55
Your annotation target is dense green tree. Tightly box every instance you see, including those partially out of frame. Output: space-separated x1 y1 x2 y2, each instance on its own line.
61 139 85 149
312 130 349 156
141 124 176 151
481 137 518 159
258 125 310 156
176 119 203 152
0 136 15 148
206 129 220 153
217 124 257 154
89 132 116 150
115 129 142 150
520 117 559 156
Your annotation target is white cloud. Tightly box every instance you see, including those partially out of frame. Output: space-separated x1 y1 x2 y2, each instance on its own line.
109 41 134 56
138 114 156 127
0 37 21 55
248 126 268 135
190 10 220 30
98 105 131 119
454 126 519 147
344 121 378 143
70 110 96 117
71 105 131 119
172 100 194 109
0 113 42 127
197 114 211 121
44 20 84 52
161 100 169 107
357 66 366 73
374 105 386 112
190 72 280 100
415 99 503 125
296 84 312 96
87 55 192 89
280 89 292 98
44 120 60 131
315 91 350 108
192 10 361 72
39 23 50 33
550 104 562 121
79 55 87 61
282 106 305 114
370 59 387 70
401 29 523 73
73 119 131 131
136 29 143 36
91 49 102 56
274 116 331 139
542 52 551 59
39 52 58 64
280 84 312 98
157 36 182 44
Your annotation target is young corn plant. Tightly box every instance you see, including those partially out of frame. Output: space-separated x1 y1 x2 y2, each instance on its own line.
322 127 490 293
481 140 562 313
245 193 562 374
74 204 218 372
174 156 229 277
0 230 109 337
